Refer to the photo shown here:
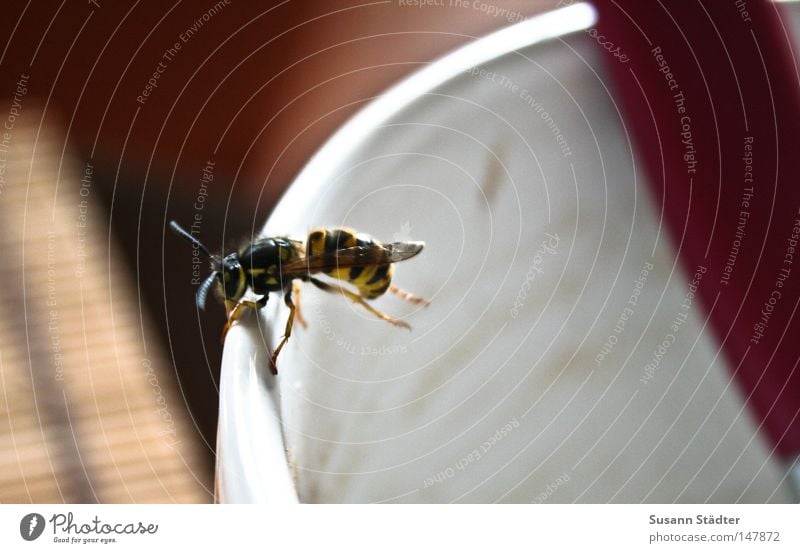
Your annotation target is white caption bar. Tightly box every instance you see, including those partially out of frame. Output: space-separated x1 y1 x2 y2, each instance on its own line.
1 504 798 552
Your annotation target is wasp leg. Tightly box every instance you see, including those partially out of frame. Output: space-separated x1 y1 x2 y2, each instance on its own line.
293 281 308 329
388 285 430 306
221 296 268 343
269 290 297 374
309 277 410 329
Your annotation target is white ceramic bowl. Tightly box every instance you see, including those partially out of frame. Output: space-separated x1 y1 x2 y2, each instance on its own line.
215 3 796 503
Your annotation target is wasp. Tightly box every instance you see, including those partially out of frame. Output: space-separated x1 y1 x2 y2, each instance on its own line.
169 222 428 373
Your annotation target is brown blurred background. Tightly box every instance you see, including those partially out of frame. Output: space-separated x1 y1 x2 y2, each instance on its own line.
0 0 548 502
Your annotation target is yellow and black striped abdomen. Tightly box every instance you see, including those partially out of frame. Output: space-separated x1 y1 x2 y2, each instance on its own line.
307 228 393 299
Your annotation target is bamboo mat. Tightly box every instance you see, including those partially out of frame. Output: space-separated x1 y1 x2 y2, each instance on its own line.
0 113 210 503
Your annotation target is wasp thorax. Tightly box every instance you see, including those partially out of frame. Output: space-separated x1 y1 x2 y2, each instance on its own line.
239 237 299 294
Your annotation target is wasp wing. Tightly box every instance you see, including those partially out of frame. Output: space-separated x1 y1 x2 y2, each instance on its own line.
280 241 424 275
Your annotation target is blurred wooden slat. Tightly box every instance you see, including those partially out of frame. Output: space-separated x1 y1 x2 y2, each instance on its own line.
0 112 210 503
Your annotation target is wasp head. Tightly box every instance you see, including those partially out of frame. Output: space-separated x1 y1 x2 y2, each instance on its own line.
170 220 244 310
219 253 246 304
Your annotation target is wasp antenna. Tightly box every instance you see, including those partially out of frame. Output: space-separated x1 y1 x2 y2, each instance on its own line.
196 272 218 310
169 220 213 258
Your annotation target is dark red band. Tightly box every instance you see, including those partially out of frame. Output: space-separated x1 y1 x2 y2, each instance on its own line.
594 0 800 457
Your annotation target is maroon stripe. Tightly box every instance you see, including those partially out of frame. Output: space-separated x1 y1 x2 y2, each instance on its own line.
594 0 800 457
